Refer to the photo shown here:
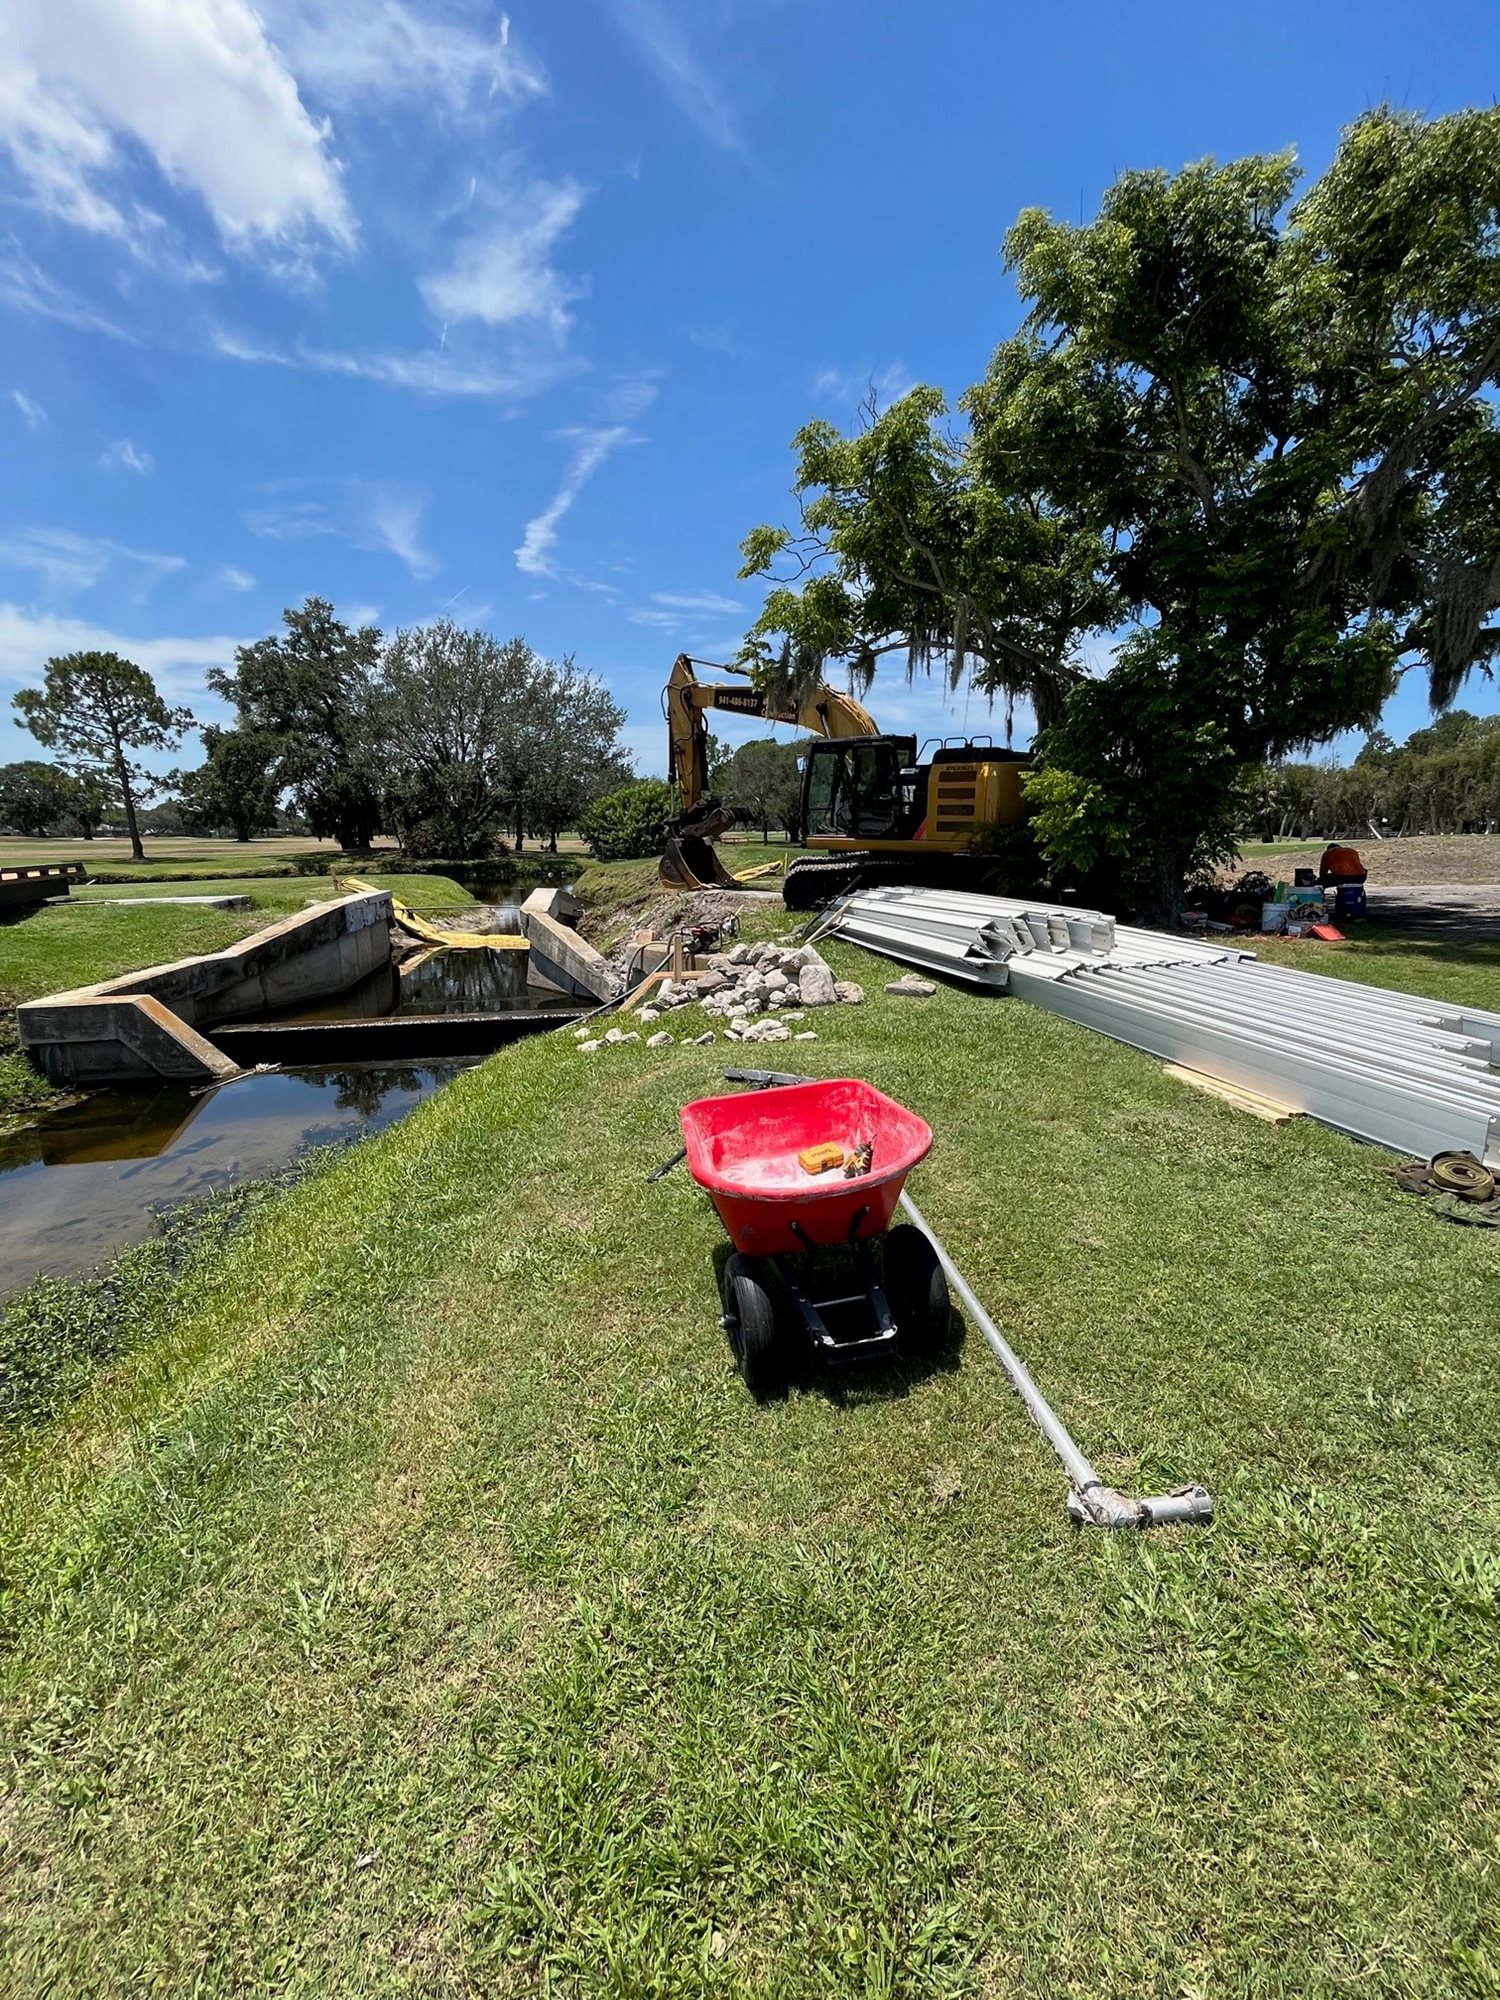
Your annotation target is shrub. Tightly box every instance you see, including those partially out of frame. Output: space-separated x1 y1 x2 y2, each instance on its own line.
580 779 672 861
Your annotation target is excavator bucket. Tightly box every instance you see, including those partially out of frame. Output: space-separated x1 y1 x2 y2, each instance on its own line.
659 833 740 891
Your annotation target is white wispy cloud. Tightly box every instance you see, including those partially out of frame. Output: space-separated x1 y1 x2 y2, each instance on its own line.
653 590 743 615
420 176 586 334
9 389 46 430
0 243 135 340
0 0 353 262
275 1 547 116
605 0 748 160
686 322 743 357
0 527 185 597
207 319 577 402
99 436 154 475
217 564 256 592
516 426 640 577
0 602 242 707
811 362 921 411
243 478 439 579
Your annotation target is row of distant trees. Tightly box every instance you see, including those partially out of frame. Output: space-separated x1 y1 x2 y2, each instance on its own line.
1243 712 1500 843
2 598 632 861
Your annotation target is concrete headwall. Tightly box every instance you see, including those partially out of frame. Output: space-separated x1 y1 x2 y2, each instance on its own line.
520 904 616 1003
19 890 394 1087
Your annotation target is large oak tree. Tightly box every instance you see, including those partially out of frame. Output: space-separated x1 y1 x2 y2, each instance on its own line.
739 107 1500 918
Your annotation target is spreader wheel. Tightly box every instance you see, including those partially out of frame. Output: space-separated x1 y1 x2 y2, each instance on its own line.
883 1224 951 1357
722 1254 788 1397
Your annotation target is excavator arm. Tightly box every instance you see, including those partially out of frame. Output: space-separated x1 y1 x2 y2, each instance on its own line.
661 654 880 888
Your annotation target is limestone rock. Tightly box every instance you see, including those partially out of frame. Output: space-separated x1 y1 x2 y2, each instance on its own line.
639 1007 660 1025
691 1031 716 1044
834 981 865 1005
647 1030 673 1048
578 1039 601 1052
798 960 838 1007
794 1032 818 1041
885 974 937 997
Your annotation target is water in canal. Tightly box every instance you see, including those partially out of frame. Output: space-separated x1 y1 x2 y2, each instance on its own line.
270 942 556 1023
2 931 572 1303
0 1061 473 1302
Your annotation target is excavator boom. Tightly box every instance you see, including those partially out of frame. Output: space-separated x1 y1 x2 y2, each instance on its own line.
661 654 879 889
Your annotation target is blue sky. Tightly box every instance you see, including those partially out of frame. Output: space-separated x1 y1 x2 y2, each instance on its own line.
2 0 1498 785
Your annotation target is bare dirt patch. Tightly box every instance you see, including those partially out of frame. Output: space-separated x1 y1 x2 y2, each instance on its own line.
1237 832 1500 886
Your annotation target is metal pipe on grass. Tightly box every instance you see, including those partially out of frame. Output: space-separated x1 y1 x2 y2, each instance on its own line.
897 1189 1214 1531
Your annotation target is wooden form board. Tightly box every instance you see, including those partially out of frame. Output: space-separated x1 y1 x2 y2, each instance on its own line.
1162 1063 1301 1124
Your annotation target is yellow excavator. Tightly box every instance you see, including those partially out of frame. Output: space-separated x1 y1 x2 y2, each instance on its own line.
660 654 1031 909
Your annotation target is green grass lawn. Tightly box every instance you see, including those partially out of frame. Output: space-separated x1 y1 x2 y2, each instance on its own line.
70 871 478 914
2 913 1496 1995
0 834 360 879
1249 923 1500 1012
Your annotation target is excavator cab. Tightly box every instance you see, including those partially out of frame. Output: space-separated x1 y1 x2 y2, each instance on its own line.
799 736 920 842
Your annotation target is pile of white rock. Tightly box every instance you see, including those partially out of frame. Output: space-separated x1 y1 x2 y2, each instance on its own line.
575 936 865 1051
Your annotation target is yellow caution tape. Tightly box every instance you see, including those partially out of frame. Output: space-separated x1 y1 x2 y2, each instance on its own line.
337 877 529 951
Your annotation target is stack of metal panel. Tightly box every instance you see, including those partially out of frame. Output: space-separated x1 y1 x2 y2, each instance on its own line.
827 885 1500 1165
826 885 1241 989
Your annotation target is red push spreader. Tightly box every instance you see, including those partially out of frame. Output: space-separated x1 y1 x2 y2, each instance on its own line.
679 1077 933 1256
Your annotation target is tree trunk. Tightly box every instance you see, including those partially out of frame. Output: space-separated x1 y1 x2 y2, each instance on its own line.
112 734 144 862
514 803 525 853
1142 843 1188 928
548 830 558 853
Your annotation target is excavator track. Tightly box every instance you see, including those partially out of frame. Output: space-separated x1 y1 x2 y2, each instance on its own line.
782 852 1013 910
782 855 919 910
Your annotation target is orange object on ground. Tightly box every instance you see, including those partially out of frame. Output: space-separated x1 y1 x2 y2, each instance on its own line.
798 1142 846 1175
1309 922 1345 941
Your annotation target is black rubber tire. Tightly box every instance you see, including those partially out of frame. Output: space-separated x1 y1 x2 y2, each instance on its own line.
722 1254 789 1396
882 1224 950 1357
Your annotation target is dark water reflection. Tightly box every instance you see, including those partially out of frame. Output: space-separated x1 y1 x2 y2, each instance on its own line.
263 946 557 1025
0 1061 473 1300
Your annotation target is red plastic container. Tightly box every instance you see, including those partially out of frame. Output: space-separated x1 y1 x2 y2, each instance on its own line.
679 1078 933 1256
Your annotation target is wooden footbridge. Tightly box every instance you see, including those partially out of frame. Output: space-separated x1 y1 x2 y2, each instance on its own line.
0 862 86 911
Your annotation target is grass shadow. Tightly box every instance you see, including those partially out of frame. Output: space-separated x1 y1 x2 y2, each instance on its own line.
708 1237 967 1408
